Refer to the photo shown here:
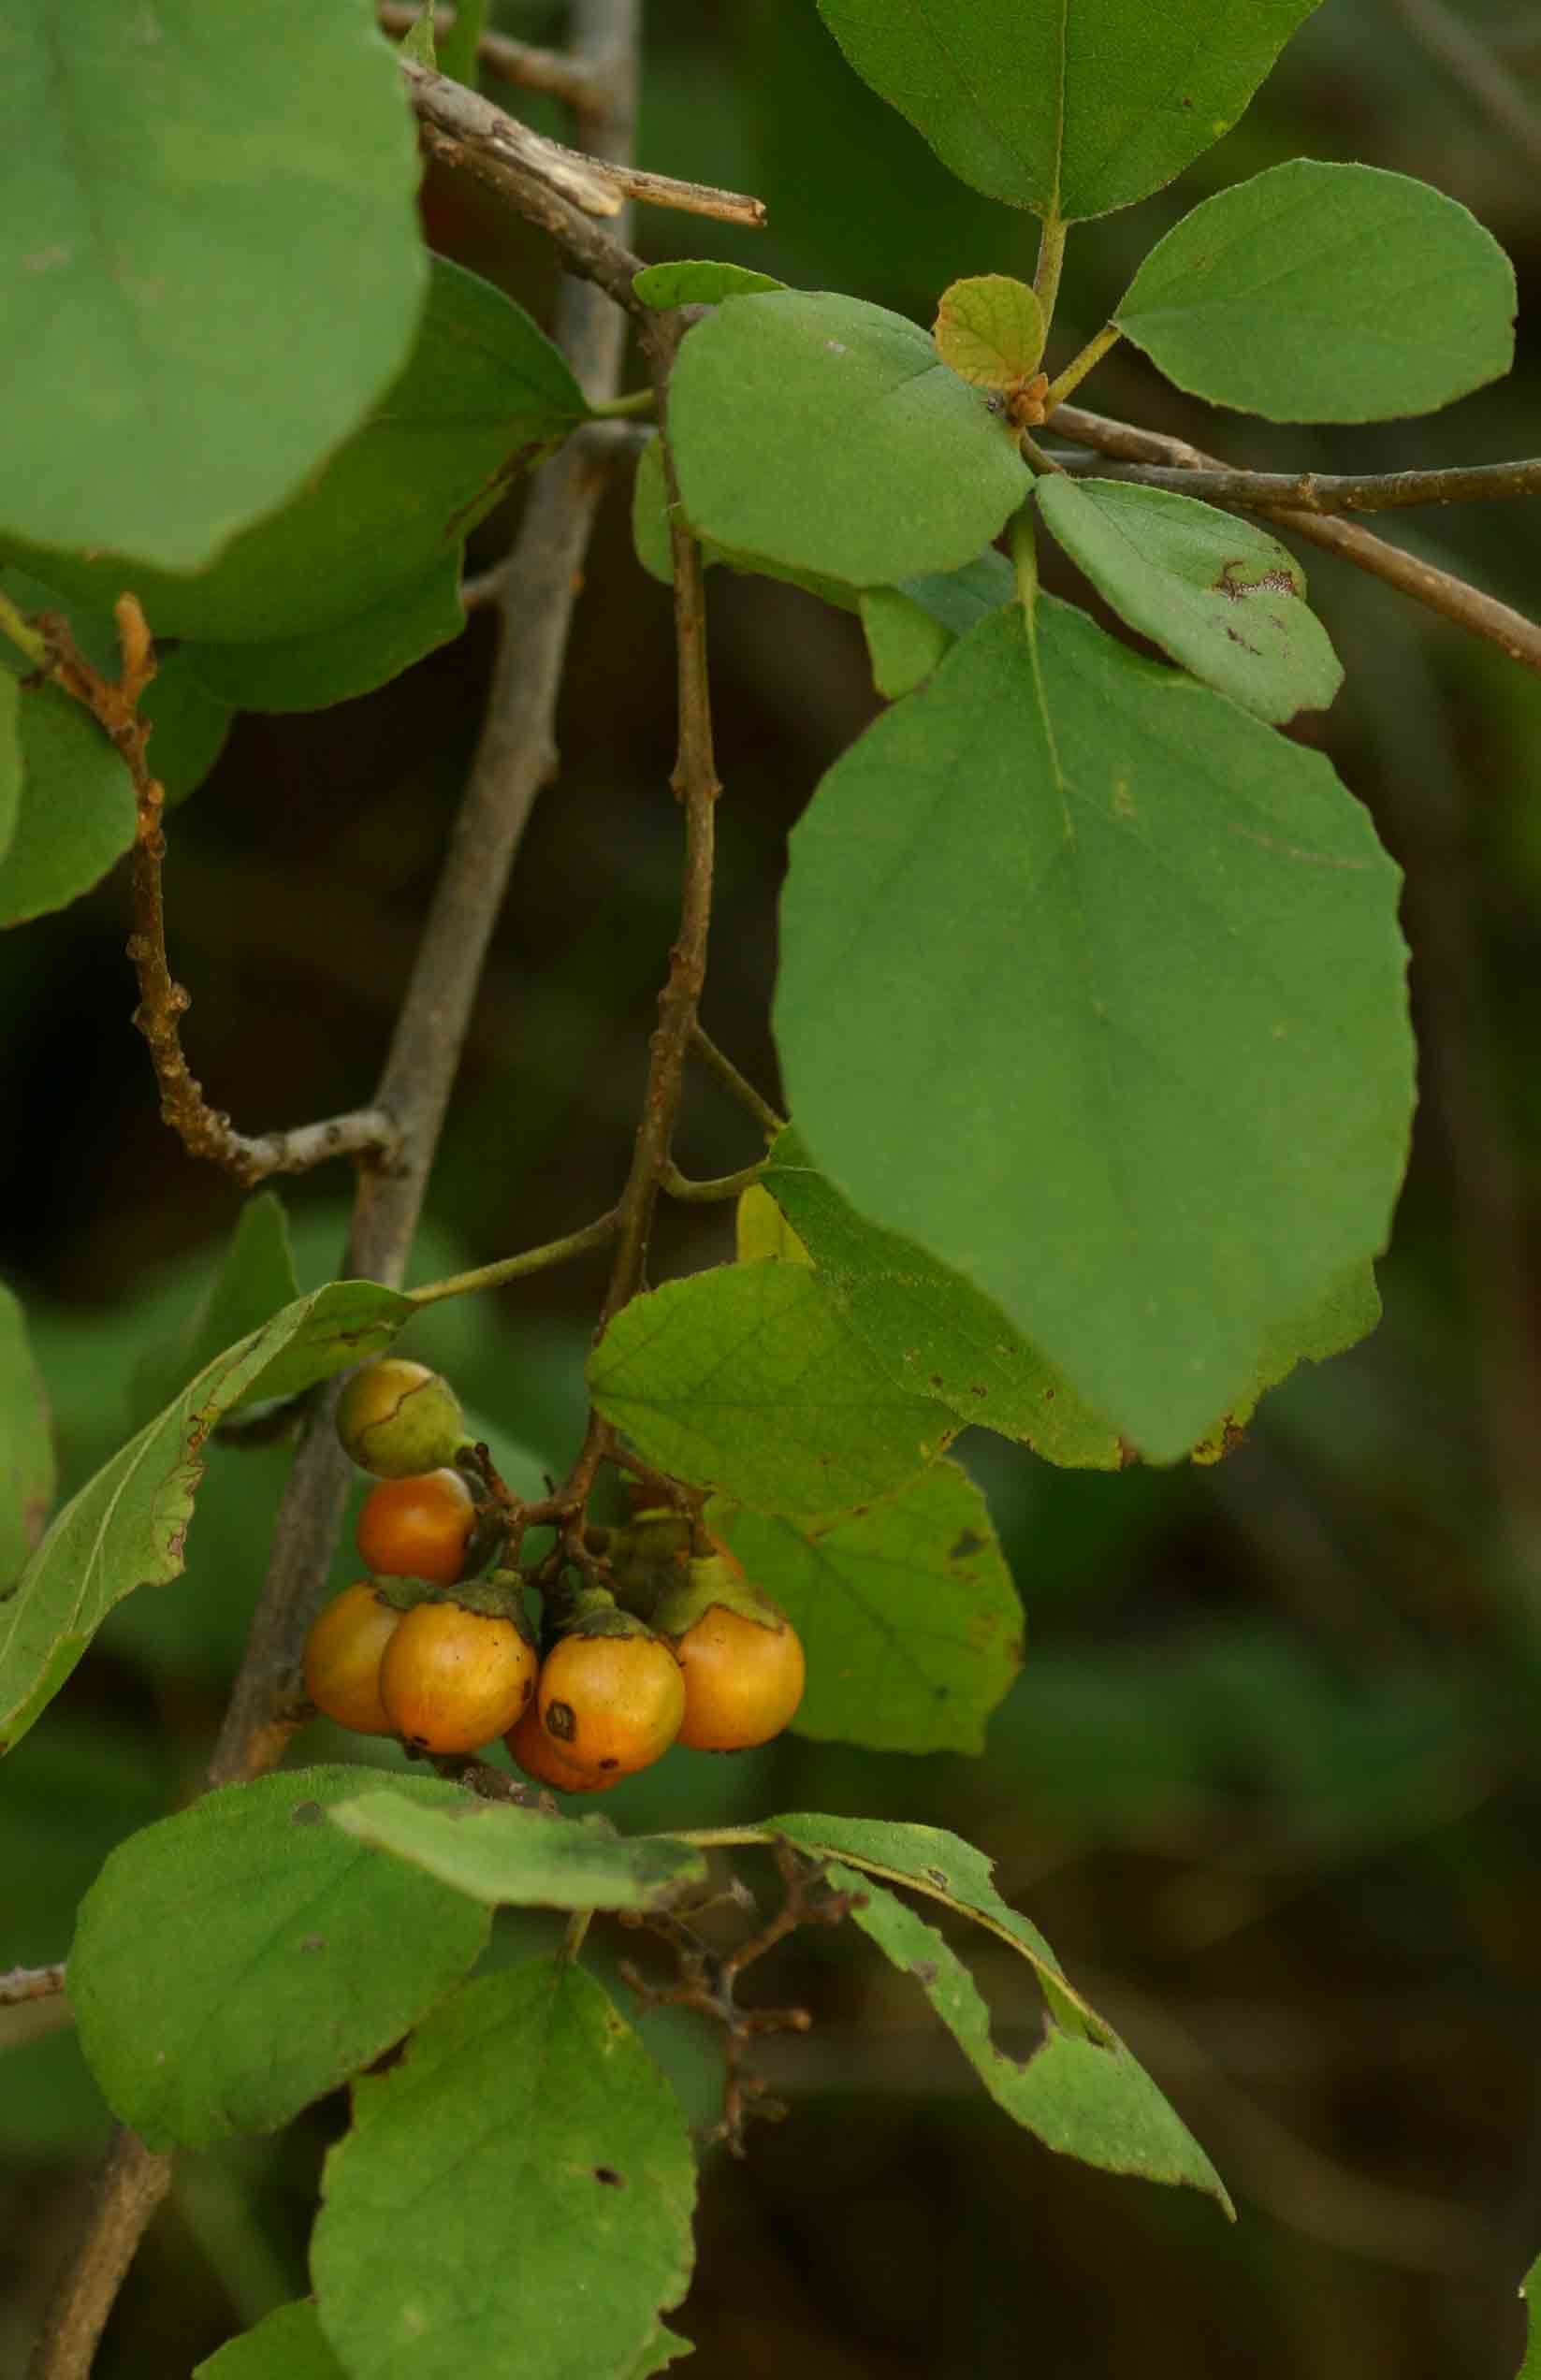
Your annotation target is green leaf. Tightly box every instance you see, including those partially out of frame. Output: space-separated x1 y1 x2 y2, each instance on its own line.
933 275 1044 388
830 1864 1229 2201
131 1194 301 1427
0 682 135 927
633 261 787 307
1035 477 1342 723
182 558 466 714
398 6 437 67
0 1280 411 1752
736 1181 811 1266
140 652 233 805
0 1284 54 1589
1190 1260 1380 1456
760 1129 1121 1466
766 1812 1066 1975
5 256 585 646
631 434 860 613
1112 161 1517 422
313 1959 696 2380
1 0 425 570
859 551 1015 700
814 0 1319 219
668 292 1029 588
708 1458 1022 1753
194 2301 347 2379
763 1812 1229 2207
329 1791 708 1910
588 1263 955 1517
0 674 20 863
69 1768 491 2151
622 2329 693 2380
775 597 1413 1461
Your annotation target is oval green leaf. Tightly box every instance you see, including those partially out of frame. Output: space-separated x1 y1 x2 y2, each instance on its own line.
182 557 466 715
859 550 1017 699
0 1279 411 1752
708 1458 1022 1754
761 1129 1122 1466
775 597 1413 1461
5 257 584 645
933 275 1044 388
1112 160 1517 421
194 2294 345 2370
0 685 135 929
313 1959 696 2380
329 1792 708 1910
1035 477 1343 721
587 1263 956 1517
195 2302 347 2380
632 260 787 307
815 0 1319 219
2 0 425 569
69 1767 491 2150
668 291 1029 588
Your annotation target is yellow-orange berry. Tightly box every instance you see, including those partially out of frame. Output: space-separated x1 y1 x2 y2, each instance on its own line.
356 1468 475 1586
378 1601 537 1753
303 1582 401 1736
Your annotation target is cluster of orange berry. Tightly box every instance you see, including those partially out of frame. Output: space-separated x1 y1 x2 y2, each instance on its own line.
303 1357 806 1794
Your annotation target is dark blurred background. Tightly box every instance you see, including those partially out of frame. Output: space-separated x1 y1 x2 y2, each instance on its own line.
5 2 1541 2373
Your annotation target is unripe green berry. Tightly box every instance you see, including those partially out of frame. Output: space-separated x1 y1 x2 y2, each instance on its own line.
336 1357 465 1479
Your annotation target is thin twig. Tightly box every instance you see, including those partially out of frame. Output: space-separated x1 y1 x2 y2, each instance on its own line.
661 1158 765 1203
404 1211 620 1305
619 1843 860 2152
26 11 643 2376
688 1023 785 1138
379 3 602 112
1049 403 1541 675
1383 0 1541 168
0 1963 66 2007
30 600 400 1185
401 55 765 232
589 321 721 1336
1052 453 1541 515
26 2139 174 2380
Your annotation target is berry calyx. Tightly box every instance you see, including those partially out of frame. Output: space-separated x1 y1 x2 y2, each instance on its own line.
303 1581 402 1736
336 1357 466 1479
356 1467 476 1586
654 1549 806 1751
378 1595 538 1753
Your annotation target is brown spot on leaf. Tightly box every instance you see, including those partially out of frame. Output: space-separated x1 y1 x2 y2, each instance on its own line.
1215 559 1295 602
910 1960 938 1986
593 2166 625 2186
291 1802 324 1826
923 1866 949 1888
949 1529 985 1561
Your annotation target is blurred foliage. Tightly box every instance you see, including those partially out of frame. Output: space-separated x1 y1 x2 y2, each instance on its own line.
5 3 1541 2375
